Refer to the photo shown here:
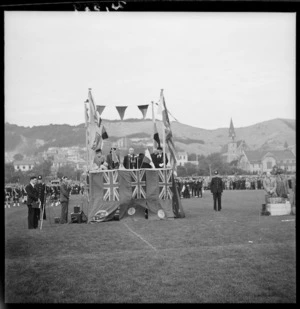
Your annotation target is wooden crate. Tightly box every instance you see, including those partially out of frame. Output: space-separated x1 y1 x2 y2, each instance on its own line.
266 202 291 216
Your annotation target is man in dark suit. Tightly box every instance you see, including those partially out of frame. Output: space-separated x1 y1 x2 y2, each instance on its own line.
210 170 223 211
25 175 39 229
60 176 71 224
36 175 46 220
152 146 168 168
123 147 138 169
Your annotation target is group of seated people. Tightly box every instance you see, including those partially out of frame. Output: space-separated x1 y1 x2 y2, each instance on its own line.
91 145 169 171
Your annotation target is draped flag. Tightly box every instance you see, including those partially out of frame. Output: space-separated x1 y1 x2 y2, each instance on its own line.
88 169 177 222
159 89 178 174
137 104 149 119
116 106 127 120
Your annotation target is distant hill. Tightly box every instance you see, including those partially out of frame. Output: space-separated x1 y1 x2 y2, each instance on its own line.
4 118 296 157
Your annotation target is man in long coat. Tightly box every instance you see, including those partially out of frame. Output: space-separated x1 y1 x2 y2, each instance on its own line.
25 176 39 229
60 176 71 224
210 170 223 211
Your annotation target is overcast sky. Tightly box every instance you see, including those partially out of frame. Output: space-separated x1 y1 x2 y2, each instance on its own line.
5 11 295 130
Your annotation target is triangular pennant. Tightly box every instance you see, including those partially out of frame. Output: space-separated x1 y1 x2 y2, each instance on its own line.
96 105 106 116
116 106 127 120
137 104 149 119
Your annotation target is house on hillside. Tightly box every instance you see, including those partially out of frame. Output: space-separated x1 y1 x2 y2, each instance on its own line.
238 149 296 174
13 160 36 172
177 152 188 166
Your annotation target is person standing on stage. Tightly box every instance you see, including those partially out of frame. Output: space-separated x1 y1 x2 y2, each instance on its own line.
60 176 71 224
106 144 120 170
25 176 39 229
210 170 223 211
123 147 138 169
36 175 47 220
152 146 168 168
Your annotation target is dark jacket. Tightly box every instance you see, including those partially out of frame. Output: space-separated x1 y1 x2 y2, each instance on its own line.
60 183 70 202
152 153 168 168
36 183 46 203
123 154 138 169
210 176 223 194
25 183 39 206
106 153 120 170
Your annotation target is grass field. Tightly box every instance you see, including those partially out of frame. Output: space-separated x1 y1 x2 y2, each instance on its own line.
4 190 296 303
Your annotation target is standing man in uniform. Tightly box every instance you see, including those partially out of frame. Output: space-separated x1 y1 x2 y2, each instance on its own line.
36 175 46 220
25 176 39 229
210 170 223 211
60 176 71 224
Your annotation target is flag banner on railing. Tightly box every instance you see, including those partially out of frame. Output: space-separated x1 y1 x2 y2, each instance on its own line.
88 169 183 222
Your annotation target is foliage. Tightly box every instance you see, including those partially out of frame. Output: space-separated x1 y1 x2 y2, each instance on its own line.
13 153 24 161
57 164 78 180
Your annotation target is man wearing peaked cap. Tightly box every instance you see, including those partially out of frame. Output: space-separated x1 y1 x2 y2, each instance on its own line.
210 170 223 211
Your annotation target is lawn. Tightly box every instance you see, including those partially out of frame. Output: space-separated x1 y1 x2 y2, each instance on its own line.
4 190 296 303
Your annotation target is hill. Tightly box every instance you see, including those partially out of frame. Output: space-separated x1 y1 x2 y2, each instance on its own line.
4 118 296 157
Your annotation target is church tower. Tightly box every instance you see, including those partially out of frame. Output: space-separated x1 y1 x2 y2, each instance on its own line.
227 118 238 162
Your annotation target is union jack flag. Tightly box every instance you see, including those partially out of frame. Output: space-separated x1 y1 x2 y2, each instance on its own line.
158 169 173 200
130 170 146 199
103 170 119 201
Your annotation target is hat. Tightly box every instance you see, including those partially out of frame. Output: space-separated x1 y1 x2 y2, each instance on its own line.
62 176 68 180
95 148 102 154
214 170 219 175
38 175 42 180
157 146 162 150
30 175 37 180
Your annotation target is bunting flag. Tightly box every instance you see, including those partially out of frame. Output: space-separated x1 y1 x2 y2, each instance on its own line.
159 89 178 173
137 104 149 119
116 106 127 120
96 105 106 116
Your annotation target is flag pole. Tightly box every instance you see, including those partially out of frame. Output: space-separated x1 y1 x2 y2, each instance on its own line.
161 89 166 168
151 101 155 153
84 99 90 171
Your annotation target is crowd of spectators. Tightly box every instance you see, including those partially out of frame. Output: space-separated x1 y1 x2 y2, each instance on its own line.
175 174 294 199
4 181 86 208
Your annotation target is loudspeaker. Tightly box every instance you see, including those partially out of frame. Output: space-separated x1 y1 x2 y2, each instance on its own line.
74 206 80 213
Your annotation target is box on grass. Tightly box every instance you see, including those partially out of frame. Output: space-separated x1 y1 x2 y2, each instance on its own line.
71 212 82 223
266 201 291 216
54 217 60 223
